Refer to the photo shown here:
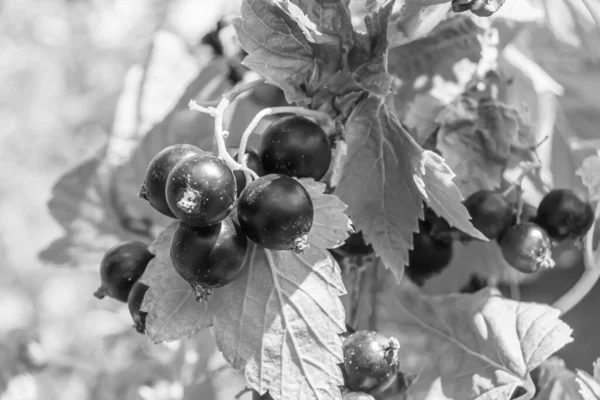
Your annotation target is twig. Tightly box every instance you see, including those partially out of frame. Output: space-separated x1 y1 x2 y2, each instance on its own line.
552 202 600 315
501 162 542 198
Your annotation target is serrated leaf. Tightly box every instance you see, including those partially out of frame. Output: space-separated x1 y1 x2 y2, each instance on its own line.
210 245 346 400
233 0 325 105
436 95 534 196
140 222 211 343
336 96 424 281
301 179 352 249
40 148 147 267
349 0 394 95
273 0 338 44
375 279 573 400
420 150 488 240
532 357 584 400
389 15 484 104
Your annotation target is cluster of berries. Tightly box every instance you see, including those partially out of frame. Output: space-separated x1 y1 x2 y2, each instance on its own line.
94 114 334 330
331 188 594 287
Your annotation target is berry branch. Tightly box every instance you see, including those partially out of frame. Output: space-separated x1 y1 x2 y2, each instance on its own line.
552 201 600 315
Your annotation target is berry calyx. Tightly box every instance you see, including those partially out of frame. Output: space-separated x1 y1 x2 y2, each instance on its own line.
170 218 248 300
331 230 374 257
139 144 202 218
342 331 400 393
165 154 237 228
237 174 313 252
405 220 453 286
534 189 594 241
500 222 555 273
94 241 154 302
259 116 332 180
463 190 513 240
233 148 265 196
127 281 149 334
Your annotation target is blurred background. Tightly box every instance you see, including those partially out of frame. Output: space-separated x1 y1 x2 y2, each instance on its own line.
1 0 600 399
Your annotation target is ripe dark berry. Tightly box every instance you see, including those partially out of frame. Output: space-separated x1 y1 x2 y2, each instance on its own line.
170 218 247 300
464 190 513 239
94 241 154 302
139 144 202 218
249 83 288 107
535 189 594 241
423 206 456 243
165 154 237 228
233 148 265 196
259 116 331 180
331 230 374 257
342 331 400 393
127 281 149 334
500 222 554 273
237 174 313 252
405 221 453 286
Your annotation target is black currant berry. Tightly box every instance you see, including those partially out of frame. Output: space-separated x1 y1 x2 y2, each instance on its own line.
331 230 374 257
423 206 456 243
535 189 594 241
405 221 453 286
94 241 154 302
464 190 513 240
249 83 287 108
127 281 149 334
170 217 247 300
139 144 202 218
166 154 237 228
500 222 554 273
259 116 332 180
233 148 265 196
237 174 313 252
343 331 400 393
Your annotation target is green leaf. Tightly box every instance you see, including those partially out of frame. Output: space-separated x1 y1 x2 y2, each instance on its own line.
436 95 534 195
375 279 573 400
336 96 424 281
40 148 147 268
210 245 347 400
532 357 584 400
301 179 352 250
233 0 326 105
272 0 339 45
420 150 488 240
389 15 484 106
349 0 395 95
140 223 211 343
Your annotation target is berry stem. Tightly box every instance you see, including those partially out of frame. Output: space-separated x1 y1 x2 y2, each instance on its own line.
188 79 266 179
237 106 333 169
552 202 600 315
501 161 542 198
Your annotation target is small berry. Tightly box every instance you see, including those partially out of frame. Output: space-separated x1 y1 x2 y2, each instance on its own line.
500 222 554 273
237 174 313 252
331 230 374 257
139 144 202 218
405 220 453 286
260 116 332 180
233 148 265 196
464 190 513 240
165 154 237 228
342 331 400 393
94 241 154 302
535 189 594 241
